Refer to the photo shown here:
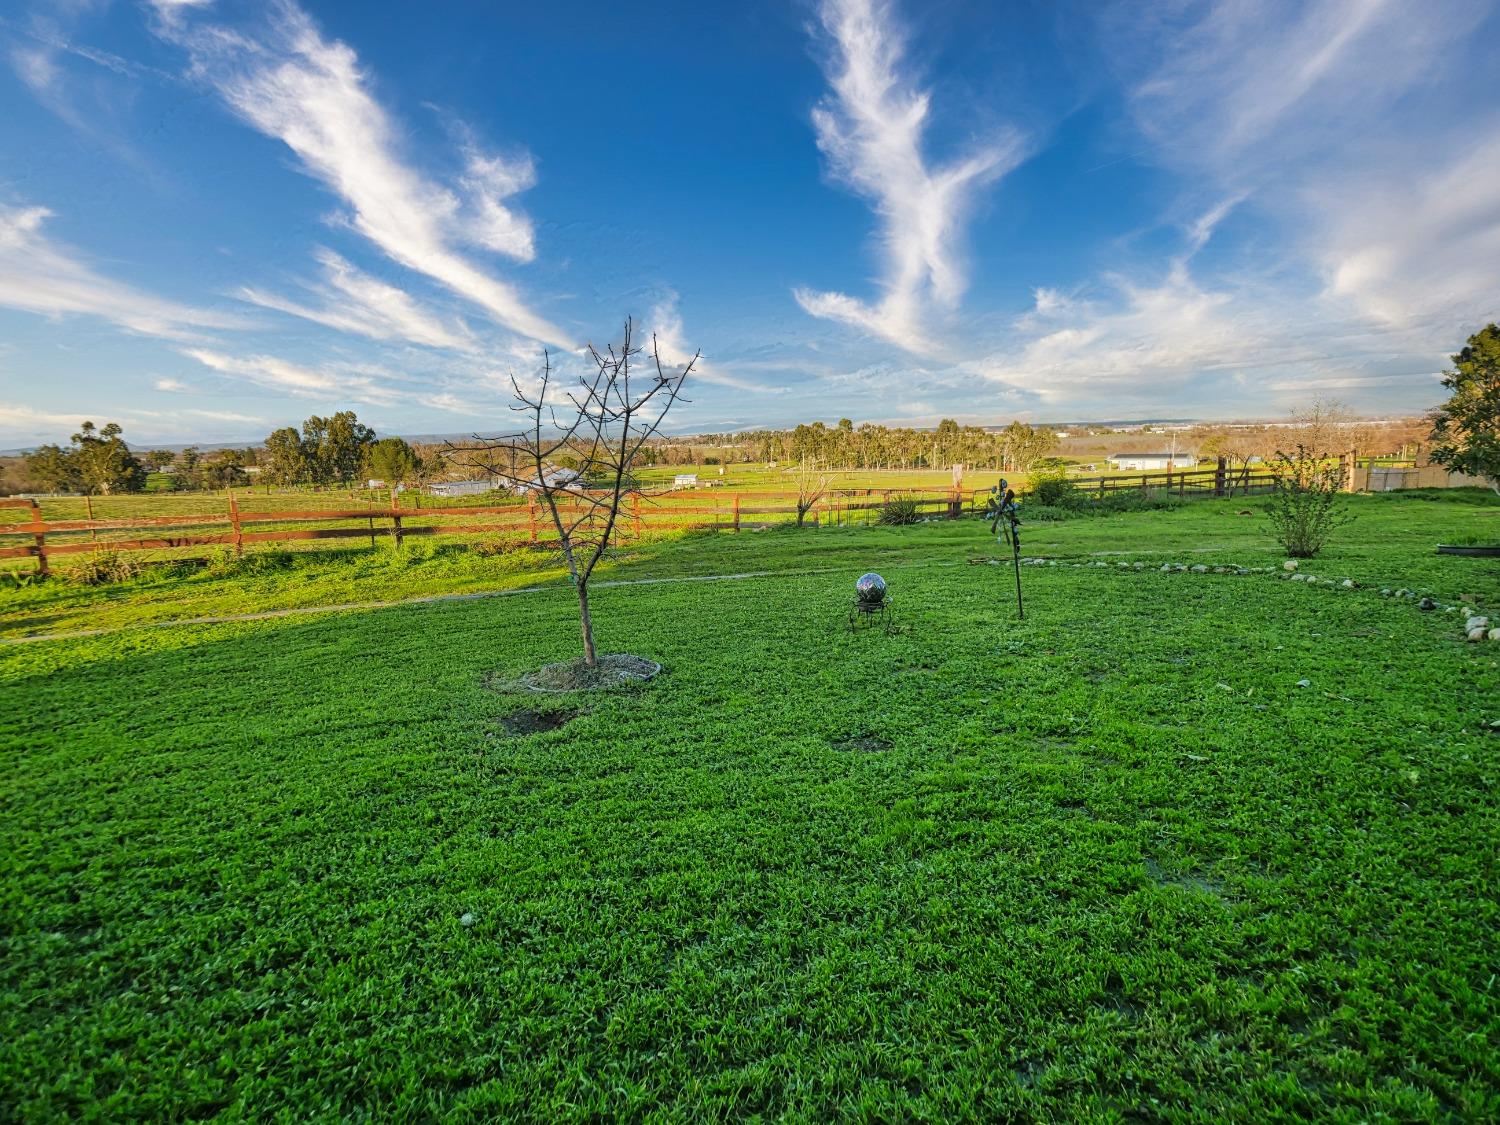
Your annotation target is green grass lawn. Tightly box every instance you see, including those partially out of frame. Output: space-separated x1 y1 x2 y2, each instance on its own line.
2 492 1498 1119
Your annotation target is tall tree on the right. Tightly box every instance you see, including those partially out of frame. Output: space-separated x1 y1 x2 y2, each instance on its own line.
1429 324 1500 495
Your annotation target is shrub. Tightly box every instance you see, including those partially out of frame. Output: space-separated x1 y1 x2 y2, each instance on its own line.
1020 491 1185 520
1095 489 1185 515
1265 445 1354 558
877 496 922 525
1019 504 1071 522
1028 469 1078 508
63 551 143 586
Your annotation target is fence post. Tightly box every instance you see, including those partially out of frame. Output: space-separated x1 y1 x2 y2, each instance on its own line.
84 494 97 551
28 499 47 578
228 490 243 557
390 489 404 549
528 498 538 544
733 494 741 532
1343 449 1358 493
631 492 642 539
1214 457 1226 497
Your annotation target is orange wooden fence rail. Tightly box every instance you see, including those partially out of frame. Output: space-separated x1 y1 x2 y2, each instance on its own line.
0 471 1269 575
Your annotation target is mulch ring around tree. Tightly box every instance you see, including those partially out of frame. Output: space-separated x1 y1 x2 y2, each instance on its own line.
487 653 662 694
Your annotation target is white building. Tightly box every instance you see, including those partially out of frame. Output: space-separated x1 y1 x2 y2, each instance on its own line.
673 473 698 488
429 479 497 498
512 468 584 494
1106 452 1188 471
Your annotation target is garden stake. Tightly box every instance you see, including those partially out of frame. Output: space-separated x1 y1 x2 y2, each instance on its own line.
987 480 1024 619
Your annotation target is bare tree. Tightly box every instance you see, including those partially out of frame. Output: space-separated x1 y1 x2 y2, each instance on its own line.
446 320 696 667
791 458 833 526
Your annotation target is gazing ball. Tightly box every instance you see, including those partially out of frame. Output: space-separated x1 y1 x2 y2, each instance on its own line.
855 572 887 605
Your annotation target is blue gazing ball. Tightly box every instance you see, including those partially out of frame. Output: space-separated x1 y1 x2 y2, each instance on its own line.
855 572 887 604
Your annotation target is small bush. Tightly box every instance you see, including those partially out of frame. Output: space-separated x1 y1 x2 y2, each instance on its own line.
63 552 143 586
1028 469 1078 508
877 496 922 525
1265 445 1354 558
1019 504 1072 522
1017 491 1185 520
1096 489 1185 515
472 537 533 558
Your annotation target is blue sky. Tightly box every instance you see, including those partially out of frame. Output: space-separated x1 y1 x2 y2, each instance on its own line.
2 0 1498 447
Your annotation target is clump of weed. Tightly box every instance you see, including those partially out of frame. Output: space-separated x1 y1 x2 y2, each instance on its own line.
472 537 534 558
877 496 922 525
63 552 144 586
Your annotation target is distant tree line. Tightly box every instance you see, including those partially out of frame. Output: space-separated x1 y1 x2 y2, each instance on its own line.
11 410 436 496
642 418 1061 472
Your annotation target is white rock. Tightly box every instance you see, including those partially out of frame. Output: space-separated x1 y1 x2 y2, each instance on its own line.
1465 616 1489 631
1468 628 1488 642
1283 560 1299 571
460 912 476 927
1190 564 1208 573
1341 579 1356 588
1296 678 1312 687
1490 628 1500 642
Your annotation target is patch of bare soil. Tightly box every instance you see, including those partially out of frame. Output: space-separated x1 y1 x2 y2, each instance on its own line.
831 734 893 753
489 653 661 694
498 708 579 736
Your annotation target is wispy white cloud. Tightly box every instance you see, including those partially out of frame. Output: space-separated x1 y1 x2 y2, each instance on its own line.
0 203 242 339
0 402 88 439
180 347 358 399
454 132 538 261
793 0 1025 353
152 377 189 393
1317 128 1500 326
1121 0 1487 179
237 248 475 350
10 44 59 97
181 408 264 424
645 293 777 394
1111 0 1500 333
153 0 571 348
177 346 496 416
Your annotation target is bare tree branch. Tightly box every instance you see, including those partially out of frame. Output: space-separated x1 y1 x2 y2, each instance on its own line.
442 319 696 667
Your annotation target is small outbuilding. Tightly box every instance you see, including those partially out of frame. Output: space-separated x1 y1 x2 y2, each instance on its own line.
428 479 497 498
1106 452 1185 471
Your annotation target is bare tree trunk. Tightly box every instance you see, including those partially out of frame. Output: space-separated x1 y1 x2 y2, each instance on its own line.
577 580 597 667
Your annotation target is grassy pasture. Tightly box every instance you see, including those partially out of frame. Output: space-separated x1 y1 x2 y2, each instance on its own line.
1 491 1498 1120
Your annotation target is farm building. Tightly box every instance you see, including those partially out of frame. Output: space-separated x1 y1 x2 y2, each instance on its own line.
428 479 497 498
673 473 699 488
1106 452 1188 471
512 468 584 494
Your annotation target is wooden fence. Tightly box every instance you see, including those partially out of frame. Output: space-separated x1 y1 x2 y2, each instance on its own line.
1068 462 1279 499
0 488 971 575
0 464 1281 576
